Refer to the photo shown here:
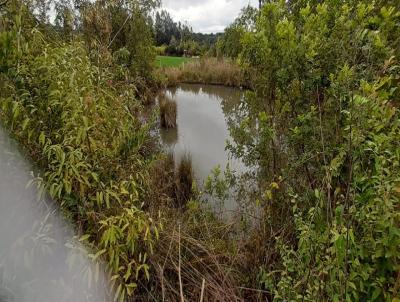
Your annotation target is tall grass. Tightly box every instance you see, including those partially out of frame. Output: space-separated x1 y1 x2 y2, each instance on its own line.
159 94 177 128
148 153 194 209
175 154 194 207
160 57 245 88
145 154 241 301
147 217 243 302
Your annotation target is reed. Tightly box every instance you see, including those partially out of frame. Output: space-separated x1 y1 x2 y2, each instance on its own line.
159 94 177 128
175 154 194 207
147 153 193 209
161 57 246 88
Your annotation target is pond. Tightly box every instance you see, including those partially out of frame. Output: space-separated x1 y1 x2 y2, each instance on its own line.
159 84 251 213
160 84 247 183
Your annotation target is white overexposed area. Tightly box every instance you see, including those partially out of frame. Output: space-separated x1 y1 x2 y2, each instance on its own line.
161 0 259 33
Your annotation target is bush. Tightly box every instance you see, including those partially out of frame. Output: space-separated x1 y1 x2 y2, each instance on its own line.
154 45 167 55
0 20 159 300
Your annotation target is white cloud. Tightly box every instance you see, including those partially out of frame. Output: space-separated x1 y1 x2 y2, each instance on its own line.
161 0 258 33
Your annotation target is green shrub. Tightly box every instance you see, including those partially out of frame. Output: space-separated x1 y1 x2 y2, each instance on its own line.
228 0 400 300
0 14 159 300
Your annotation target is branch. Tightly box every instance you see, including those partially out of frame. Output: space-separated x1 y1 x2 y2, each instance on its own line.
107 13 130 49
0 0 9 8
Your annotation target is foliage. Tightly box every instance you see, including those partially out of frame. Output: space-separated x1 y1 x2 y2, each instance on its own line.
2 0 400 300
153 9 220 56
0 3 160 300
217 5 258 59
217 25 245 59
226 0 400 300
154 10 191 46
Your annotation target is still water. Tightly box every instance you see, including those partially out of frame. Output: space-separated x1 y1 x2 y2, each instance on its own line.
160 84 246 184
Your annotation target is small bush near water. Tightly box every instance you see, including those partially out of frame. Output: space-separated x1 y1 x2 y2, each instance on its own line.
159 94 177 128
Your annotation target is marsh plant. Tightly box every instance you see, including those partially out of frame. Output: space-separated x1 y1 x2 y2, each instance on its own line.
161 57 245 88
175 154 194 207
159 94 177 129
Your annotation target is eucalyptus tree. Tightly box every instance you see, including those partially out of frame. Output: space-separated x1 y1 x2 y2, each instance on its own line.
154 9 179 46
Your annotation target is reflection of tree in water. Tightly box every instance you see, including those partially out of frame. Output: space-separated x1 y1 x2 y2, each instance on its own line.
167 86 178 98
225 89 290 177
173 83 243 107
167 84 265 220
172 83 201 96
162 84 290 223
222 89 293 225
160 126 178 146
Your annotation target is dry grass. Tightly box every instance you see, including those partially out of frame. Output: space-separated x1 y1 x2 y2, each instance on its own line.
175 154 194 208
159 94 177 128
144 153 242 301
143 154 272 301
160 57 245 88
147 153 193 209
139 203 245 302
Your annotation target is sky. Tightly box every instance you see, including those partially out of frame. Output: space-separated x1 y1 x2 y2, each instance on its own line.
160 0 259 34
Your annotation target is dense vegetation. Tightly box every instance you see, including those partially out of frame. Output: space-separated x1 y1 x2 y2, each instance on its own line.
1 1 162 300
154 9 221 57
227 0 400 300
1 0 399 301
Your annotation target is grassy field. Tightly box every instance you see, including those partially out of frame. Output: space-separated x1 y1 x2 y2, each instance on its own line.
155 55 192 68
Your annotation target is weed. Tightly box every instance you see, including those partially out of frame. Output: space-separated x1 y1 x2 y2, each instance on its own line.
159 95 177 129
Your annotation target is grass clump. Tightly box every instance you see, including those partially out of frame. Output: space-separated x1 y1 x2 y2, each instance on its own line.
159 94 177 128
149 153 194 208
175 154 194 208
160 57 245 88
147 153 194 209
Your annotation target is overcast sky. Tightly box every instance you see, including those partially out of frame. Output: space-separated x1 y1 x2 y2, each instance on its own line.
160 0 258 34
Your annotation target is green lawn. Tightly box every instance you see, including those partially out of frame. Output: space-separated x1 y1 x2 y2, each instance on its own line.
155 55 192 68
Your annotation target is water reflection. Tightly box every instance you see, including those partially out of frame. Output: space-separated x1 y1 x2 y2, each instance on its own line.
160 126 178 145
0 128 109 302
160 84 246 184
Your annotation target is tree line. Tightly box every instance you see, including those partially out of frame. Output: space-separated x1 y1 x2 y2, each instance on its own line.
154 9 222 57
